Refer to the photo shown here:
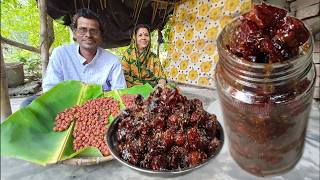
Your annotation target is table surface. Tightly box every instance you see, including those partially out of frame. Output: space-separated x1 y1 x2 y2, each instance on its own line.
1 100 319 180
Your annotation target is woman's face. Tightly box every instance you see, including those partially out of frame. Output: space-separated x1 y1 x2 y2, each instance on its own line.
136 27 150 52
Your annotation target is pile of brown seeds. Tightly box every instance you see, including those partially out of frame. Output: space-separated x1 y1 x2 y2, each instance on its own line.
53 97 120 156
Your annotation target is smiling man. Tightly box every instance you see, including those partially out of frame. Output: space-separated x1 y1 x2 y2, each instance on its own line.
42 8 127 92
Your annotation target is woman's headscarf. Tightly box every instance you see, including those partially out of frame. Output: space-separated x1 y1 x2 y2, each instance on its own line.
121 25 166 87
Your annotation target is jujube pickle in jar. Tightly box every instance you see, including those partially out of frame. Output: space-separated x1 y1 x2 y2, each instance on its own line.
215 3 316 176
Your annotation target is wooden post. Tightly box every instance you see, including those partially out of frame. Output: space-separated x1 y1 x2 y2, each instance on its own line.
38 0 49 77
0 42 12 121
47 16 55 48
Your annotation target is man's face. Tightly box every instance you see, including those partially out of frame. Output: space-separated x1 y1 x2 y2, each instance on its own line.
73 17 102 52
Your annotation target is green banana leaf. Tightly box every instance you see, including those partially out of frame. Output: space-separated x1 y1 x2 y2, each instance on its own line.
1 80 154 165
117 83 153 98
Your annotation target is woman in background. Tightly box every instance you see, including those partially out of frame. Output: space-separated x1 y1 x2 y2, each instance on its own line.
121 24 167 87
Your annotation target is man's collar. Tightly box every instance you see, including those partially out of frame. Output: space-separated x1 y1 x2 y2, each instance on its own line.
76 44 100 65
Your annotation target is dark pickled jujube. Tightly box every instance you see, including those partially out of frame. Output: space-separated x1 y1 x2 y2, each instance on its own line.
227 2 309 63
116 87 222 170
53 97 120 156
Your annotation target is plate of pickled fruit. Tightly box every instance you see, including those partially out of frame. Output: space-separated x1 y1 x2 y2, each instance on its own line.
106 87 224 176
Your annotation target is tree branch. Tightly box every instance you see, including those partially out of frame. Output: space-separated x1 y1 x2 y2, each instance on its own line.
0 36 40 54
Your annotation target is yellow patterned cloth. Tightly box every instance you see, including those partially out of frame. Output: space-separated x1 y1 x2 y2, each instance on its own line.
121 36 166 88
163 0 252 88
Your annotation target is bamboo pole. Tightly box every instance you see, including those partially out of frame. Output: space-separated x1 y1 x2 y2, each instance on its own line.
0 42 12 121
38 0 49 77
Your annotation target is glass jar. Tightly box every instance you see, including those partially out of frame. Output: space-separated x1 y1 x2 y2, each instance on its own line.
215 19 316 176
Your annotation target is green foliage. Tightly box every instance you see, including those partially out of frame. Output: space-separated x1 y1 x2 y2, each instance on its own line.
109 46 129 57
1 0 70 67
162 16 173 51
51 21 71 49
19 56 41 80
